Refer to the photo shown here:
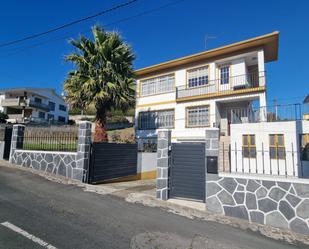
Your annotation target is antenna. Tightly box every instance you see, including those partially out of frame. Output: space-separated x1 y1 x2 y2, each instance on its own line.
204 34 217 49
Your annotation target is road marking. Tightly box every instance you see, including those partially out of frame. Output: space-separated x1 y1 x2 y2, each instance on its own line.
1 221 57 249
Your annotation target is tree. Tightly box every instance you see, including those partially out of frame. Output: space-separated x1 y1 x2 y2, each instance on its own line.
64 26 135 142
0 111 8 123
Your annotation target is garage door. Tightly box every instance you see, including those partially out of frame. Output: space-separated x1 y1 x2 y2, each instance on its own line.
170 143 205 202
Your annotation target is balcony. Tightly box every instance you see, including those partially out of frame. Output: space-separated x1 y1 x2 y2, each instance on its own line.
0 98 50 111
0 98 24 107
26 99 50 111
176 72 265 101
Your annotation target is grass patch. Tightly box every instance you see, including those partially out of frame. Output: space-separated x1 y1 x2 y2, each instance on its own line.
22 143 77 152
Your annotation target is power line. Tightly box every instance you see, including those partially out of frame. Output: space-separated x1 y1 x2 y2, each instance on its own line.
0 0 138 49
0 0 186 56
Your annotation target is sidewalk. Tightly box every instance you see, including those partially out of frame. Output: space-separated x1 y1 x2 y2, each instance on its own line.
1 160 308 246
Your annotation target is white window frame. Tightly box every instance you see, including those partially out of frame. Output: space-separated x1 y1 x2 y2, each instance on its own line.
186 105 210 127
187 66 209 88
219 65 230 85
140 74 174 96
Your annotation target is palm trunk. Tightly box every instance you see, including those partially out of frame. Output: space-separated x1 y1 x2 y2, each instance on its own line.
94 107 108 142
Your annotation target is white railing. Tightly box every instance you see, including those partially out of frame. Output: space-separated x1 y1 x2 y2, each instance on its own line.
230 103 305 124
176 72 264 99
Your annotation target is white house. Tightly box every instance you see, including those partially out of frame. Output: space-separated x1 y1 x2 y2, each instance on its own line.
0 88 69 124
134 32 278 145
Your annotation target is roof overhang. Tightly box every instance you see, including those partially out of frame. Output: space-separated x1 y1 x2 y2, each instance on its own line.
135 31 279 78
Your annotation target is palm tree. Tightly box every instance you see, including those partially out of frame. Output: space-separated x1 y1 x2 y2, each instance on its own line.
64 26 135 142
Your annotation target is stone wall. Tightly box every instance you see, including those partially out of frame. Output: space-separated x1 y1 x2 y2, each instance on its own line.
206 174 309 235
10 150 79 179
9 122 92 182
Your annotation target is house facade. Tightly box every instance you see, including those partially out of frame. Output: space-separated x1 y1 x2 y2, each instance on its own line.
0 88 69 124
135 32 278 146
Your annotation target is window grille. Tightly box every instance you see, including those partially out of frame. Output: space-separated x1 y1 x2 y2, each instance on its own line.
138 110 174 129
187 106 209 127
141 74 174 96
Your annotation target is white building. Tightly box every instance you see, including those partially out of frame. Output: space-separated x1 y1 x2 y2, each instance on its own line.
135 32 278 143
0 88 69 124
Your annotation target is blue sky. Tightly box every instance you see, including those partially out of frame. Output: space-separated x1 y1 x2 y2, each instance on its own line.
0 0 308 104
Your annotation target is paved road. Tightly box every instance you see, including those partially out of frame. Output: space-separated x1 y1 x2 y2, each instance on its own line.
0 165 306 249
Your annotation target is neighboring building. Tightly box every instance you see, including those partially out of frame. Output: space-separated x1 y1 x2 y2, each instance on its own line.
0 88 69 124
134 32 279 143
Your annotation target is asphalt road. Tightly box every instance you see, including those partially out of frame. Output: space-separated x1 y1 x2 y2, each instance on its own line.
0 164 306 249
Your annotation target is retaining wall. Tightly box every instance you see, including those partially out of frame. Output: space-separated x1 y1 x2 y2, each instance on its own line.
206 174 309 235
9 122 92 182
10 150 82 180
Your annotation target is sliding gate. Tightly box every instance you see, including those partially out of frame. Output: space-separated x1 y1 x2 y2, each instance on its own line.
170 143 206 202
89 142 138 184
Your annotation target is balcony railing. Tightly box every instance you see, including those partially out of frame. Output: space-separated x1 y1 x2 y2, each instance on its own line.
231 103 306 124
0 98 50 111
176 72 265 99
0 98 23 107
27 99 50 111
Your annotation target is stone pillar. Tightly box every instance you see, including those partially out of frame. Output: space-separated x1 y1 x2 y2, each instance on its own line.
9 124 25 163
156 129 171 200
205 128 220 174
75 121 92 182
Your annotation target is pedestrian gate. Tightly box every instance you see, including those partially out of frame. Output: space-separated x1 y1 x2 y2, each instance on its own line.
0 126 12 160
170 143 206 202
89 142 138 184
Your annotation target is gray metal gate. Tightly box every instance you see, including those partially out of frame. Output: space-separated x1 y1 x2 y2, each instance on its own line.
0 126 12 160
89 142 137 184
170 143 206 202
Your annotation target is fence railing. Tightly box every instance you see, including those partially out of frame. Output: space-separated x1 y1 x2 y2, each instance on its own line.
176 72 265 99
18 126 78 152
220 142 309 178
231 103 308 124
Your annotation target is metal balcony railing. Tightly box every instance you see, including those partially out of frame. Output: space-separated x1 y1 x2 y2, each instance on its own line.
26 99 50 111
0 97 50 111
176 72 265 99
230 103 307 124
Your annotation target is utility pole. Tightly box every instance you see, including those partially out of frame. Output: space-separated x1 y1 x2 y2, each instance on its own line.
204 34 216 49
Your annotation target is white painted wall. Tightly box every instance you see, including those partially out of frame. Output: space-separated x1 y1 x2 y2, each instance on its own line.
137 152 157 173
135 49 266 142
230 121 309 178
0 89 68 123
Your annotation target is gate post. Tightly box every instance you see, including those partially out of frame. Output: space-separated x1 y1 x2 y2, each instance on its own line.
76 121 92 182
156 129 171 200
205 128 219 205
9 124 25 164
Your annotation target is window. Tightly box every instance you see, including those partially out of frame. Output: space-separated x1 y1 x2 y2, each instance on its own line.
269 134 286 159
59 104 67 112
242 135 256 158
58 116 66 123
187 105 209 127
48 101 55 111
187 66 209 88
300 134 309 161
38 111 45 119
34 97 42 103
138 110 174 130
47 114 54 121
220 65 230 84
141 74 174 96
